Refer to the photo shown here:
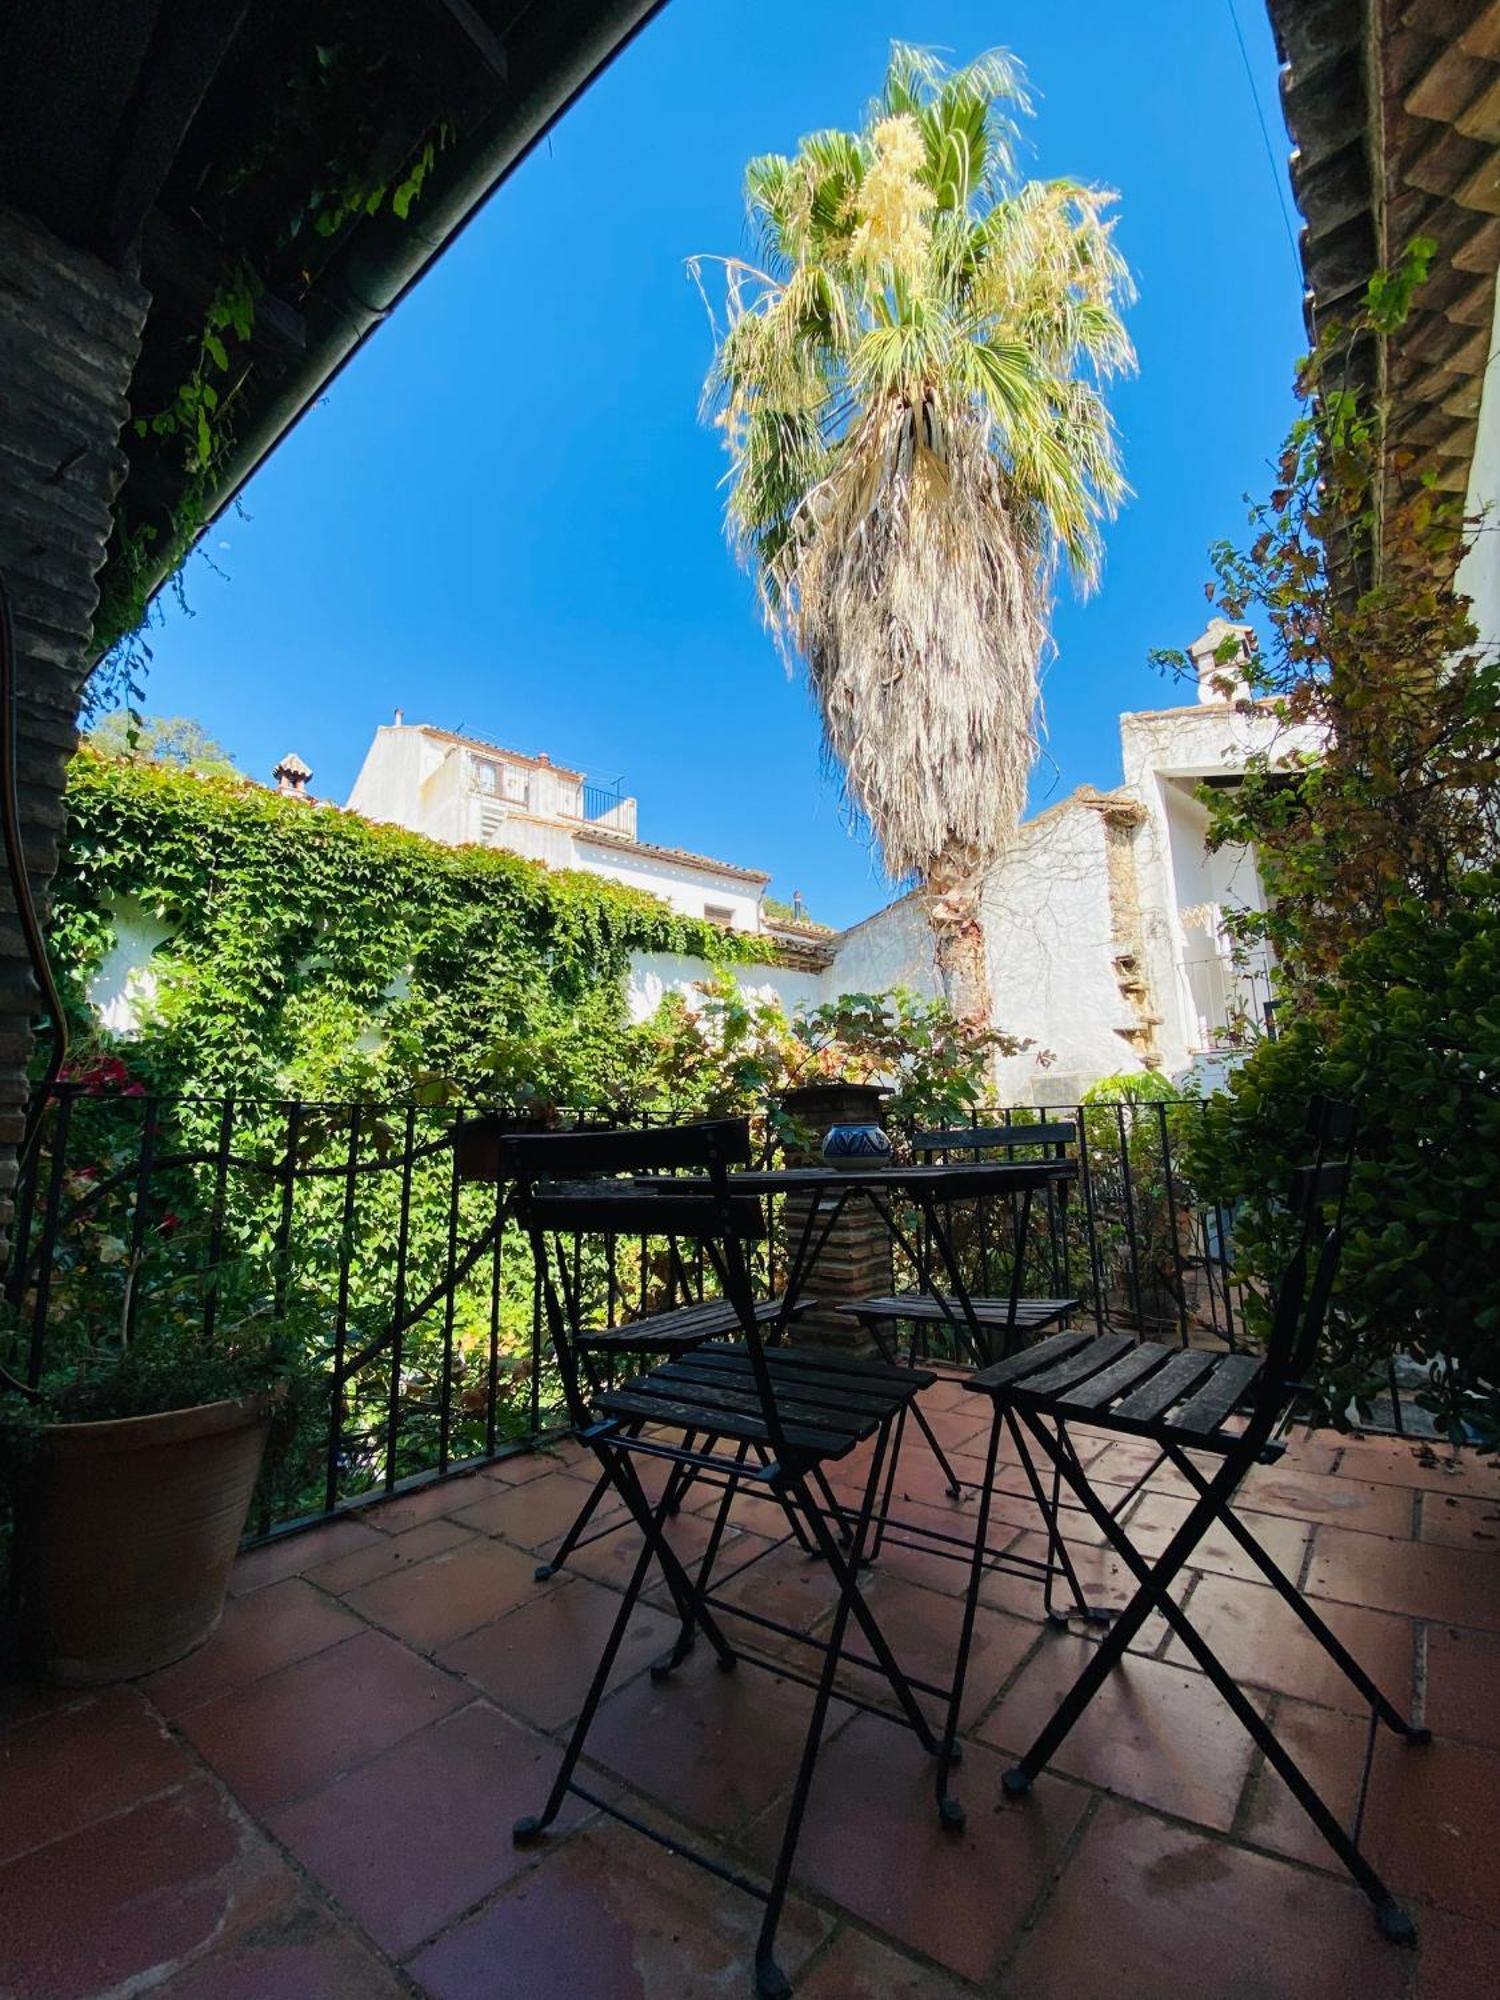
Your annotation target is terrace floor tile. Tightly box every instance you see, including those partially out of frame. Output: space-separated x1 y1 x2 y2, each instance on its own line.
1417 1488 1500 1550
177 1628 468 1812
793 1926 972 1999
1305 1525 1500 1629
342 1536 551 1651
743 1712 1089 1984
1121 1488 1315 1586
1160 1571 1418 1714
227 1515 386 1596
1001 1798 1411 2000
1333 1437 1500 1499
0 1685 195 1866
0 1775 300 2000
146 1576 363 1718
583 1656 855 1839
1422 1620 1500 1747
406 1808 831 2000
303 1515 476 1593
975 1634 1265 1831
447 1471 627 1552
438 1575 676 1731
5 1394 1493 2000
268 1699 600 1958
1364 1732 1500 1926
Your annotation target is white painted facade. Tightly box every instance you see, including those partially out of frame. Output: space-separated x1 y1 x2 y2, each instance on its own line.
87 636 1319 1097
1457 281 1500 654
346 720 769 930
625 951 823 1024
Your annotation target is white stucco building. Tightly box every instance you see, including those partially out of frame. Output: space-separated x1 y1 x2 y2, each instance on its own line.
346 718 772 932
790 622 1320 1102
90 633 1317 1105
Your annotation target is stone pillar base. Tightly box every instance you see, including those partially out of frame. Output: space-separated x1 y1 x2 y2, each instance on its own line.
777 1083 894 1357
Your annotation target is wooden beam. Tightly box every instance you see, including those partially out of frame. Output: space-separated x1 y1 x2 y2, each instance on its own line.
437 0 509 82
106 0 252 261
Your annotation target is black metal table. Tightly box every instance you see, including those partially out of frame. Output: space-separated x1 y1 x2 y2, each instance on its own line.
638 1156 1076 1355
621 1155 1102 1620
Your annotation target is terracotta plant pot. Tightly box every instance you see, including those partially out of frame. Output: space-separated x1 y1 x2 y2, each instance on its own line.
18 1394 271 1686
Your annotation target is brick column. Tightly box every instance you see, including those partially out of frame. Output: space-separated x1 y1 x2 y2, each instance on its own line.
0 205 148 1241
778 1083 894 1356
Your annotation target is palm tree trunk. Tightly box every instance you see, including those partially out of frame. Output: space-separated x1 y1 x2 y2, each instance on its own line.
925 875 994 1040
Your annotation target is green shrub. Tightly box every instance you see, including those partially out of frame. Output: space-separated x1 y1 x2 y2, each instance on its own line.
1192 876 1500 1445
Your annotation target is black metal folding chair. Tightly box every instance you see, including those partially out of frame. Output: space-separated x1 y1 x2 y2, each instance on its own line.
940 1103 1430 1941
843 1120 1083 1368
503 1118 939 1998
528 1171 815 1582
839 1122 1099 1622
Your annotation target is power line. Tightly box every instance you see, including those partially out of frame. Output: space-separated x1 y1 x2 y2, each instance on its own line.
1225 0 1304 284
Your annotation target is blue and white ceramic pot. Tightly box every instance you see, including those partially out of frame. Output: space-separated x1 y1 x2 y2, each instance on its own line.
821 1122 893 1163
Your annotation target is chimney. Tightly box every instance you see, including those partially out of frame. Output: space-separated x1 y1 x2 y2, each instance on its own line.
393 707 404 726
1188 618 1255 705
535 752 550 766
273 751 313 799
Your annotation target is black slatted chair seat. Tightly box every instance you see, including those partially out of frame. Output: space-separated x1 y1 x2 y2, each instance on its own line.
579 1293 809 1356
946 1108 1431 1948
968 1330 1264 1446
842 1291 1080 1335
597 1341 934 1462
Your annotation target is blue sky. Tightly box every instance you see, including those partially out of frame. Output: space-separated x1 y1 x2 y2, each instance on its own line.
132 0 1303 931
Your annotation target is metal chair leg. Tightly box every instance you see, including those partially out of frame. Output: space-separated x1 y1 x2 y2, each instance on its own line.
908 1395 965 1499
1005 1406 1106 1627
514 1450 669 1846
654 1440 753 1681
789 1423 941 1755
1005 1409 1418 1943
1165 1444 1430 1742
935 1405 1003 1829
869 1401 907 1560
533 1460 613 1582
753 1437 891 2000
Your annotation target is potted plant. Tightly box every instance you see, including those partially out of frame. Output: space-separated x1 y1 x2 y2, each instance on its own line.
2 1294 313 1686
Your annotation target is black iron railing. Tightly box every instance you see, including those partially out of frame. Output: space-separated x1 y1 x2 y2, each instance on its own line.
887 1101 1245 1354
2 1092 1247 1543
581 780 625 823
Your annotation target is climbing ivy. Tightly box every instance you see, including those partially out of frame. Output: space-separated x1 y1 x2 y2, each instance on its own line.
49 751 768 1102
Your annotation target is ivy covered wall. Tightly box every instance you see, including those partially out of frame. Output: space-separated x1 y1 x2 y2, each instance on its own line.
49 752 770 1101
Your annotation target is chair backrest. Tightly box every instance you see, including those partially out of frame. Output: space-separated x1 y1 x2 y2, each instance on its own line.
503 1119 788 1454
1259 1101 1354 1402
913 1121 1076 1158
501 1117 752 1182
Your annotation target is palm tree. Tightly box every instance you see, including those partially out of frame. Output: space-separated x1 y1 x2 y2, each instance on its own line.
697 44 1134 1033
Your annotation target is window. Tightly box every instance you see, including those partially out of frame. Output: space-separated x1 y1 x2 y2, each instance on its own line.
474 758 497 792
502 765 528 805
704 904 735 928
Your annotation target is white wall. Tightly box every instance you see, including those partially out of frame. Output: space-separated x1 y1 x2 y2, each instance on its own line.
572 835 764 930
86 898 173 1034
625 951 824 1024
1458 280 1500 652
1120 702 1317 1071
981 801 1142 1103
826 893 940 1000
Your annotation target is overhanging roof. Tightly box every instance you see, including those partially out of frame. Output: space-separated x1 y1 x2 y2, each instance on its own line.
1267 0 1500 516
0 1 668 655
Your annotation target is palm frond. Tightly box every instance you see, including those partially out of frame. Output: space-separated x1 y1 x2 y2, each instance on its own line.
696 40 1134 897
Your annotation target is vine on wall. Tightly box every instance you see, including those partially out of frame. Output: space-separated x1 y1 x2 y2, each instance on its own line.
50 752 767 1102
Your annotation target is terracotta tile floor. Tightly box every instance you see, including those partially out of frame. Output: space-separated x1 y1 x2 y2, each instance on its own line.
3 1392 1499 1999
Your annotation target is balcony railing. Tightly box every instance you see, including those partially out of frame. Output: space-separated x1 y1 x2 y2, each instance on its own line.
3 1093 1260 1546
582 781 625 823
